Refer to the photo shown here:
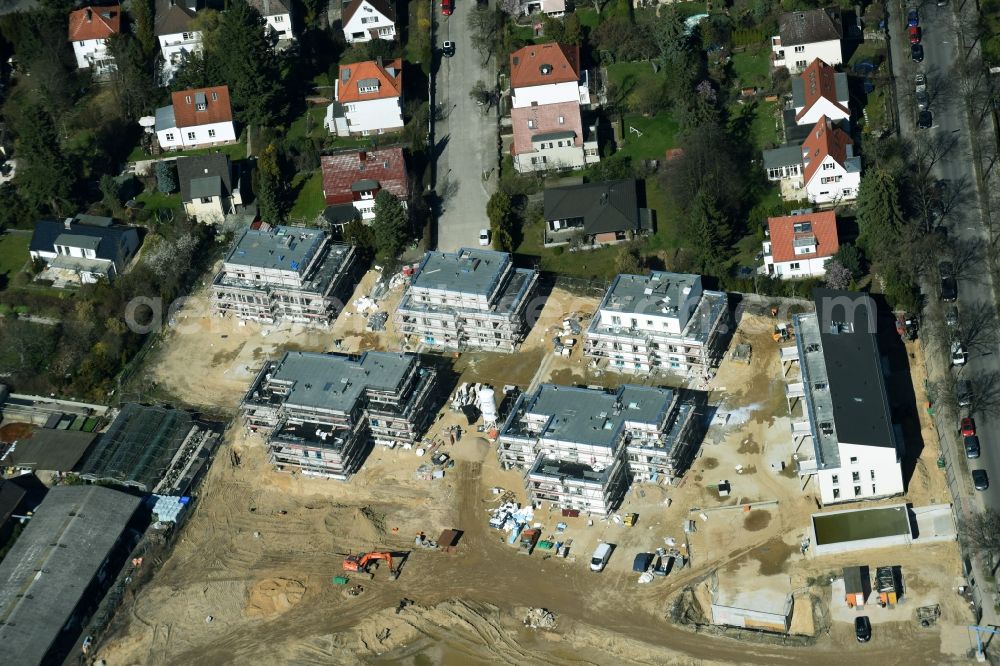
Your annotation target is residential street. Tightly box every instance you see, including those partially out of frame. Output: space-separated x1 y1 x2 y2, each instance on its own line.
888 0 1000 516
433 7 498 251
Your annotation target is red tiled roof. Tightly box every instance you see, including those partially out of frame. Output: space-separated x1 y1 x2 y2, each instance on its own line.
795 59 849 122
767 210 839 264
68 5 121 42
509 43 580 89
171 86 233 128
336 59 402 103
510 101 583 155
321 147 409 205
801 115 853 184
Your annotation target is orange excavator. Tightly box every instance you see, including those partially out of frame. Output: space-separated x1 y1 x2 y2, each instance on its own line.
342 551 398 579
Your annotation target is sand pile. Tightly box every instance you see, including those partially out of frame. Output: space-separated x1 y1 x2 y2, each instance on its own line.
325 505 388 543
245 578 306 618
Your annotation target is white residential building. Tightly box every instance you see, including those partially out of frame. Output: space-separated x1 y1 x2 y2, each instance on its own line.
154 0 203 82
771 9 843 73
326 58 403 137
394 248 540 352
342 0 396 43
763 115 860 205
248 0 294 48
762 210 840 279
176 154 243 224
509 42 598 173
29 215 140 286
584 272 729 378
783 289 905 505
791 59 850 126
497 384 707 515
155 86 237 150
68 6 121 76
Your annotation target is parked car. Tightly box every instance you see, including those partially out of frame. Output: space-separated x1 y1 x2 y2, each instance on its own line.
965 435 981 459
442 40 455 57
909 26 922 44
939 262 957 301
961 416 976 437
911 43 924 62
936 0 947 6
918 110 933 129
972 469 989 491
478 228 490 246
907 8 919 26
632 552 655 573
916 90 929 110
951 340 967 366
441 0 453 14
855 615 872 642
957 379 973 407
915 72 927 93
590 542 614 571
946 305 960 327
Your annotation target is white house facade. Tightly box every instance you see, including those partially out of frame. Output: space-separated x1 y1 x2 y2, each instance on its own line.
326 58 403 137
155 86 237 150
342 0 396 43
762 210 840 279
155 0 203 82
249 0 294 48
68 6 120 76
771 9 843 73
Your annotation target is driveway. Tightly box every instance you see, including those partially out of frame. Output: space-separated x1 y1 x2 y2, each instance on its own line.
888 1 1000 506
433 5 498 251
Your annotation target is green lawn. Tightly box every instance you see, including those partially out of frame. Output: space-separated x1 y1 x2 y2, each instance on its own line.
128 140 247 163
289 171 325 223
136 190 182 217
606 61 662 95
748 100 781 151
286 106 328 143
574 8 601 28
515 217 621 279
730 44 771 89
616 114 680 161
0 233 30 282
643 178 683 254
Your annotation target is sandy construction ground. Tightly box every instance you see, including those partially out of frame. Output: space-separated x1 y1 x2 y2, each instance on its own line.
98 297 979 665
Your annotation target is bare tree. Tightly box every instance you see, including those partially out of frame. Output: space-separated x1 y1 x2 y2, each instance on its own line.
960 509 1000 574
948 237 988 284
968 371 1000 416
957 301 1000 354
466 8 503 64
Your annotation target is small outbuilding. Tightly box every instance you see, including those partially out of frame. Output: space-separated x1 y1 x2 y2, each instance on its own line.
843 565 871 608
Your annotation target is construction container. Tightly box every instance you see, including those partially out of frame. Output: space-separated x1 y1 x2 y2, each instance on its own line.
332 576 349 585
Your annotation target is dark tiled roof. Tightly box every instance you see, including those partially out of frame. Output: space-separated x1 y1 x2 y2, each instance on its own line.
342 0 396 25
154 0 198 36
778 9 842 46
544 179 642 235
30 218 135 264
177 154 233 202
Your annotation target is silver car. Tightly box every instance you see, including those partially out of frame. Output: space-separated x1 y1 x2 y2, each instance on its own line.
916 90 929 110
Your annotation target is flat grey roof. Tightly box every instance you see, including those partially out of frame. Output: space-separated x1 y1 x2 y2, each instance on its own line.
154 104 175 132
0 429 98 472
267 351 416 414
0 485 142 666
411 248 512 297
530 456 609 484
599 272 700 319
504 384 673 449
226 225 326 273
763 144 804 169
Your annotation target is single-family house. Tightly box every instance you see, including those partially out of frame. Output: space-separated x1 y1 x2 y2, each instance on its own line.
782 289 905 505
176 154 243 224
155 85 237 150
29 215 140 286
518 0 566 17
248 0 294 48
542 179 653 247
68 5 121 76
763 210 840 279
771 8 843 73
509 43 598 173
325 58 403 137
342 0 396 43
763 115 859 205
321 147 409 222
154 0 203 82
791 59 850 126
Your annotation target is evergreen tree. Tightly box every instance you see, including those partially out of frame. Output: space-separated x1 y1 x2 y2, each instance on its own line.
686 190 731 276
131 0 157 58
856 167 904 264
13 102 75 214
155 161 177 193
107 34 159 120
255 143 288 224
214 0 284 126
371 191 409 260
486 191 515 252
342 217 375 252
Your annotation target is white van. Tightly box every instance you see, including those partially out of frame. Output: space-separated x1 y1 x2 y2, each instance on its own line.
590 542 613 572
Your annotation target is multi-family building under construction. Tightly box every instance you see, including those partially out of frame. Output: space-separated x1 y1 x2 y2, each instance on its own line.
496 383 706 515
240 351 437 479
211 224 357 326
394 248 539 352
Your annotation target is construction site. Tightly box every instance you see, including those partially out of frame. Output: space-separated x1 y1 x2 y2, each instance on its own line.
92 270 984 664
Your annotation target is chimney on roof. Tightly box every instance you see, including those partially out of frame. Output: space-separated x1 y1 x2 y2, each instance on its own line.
376 56 383 67
359 151 367 162
85 7 92 21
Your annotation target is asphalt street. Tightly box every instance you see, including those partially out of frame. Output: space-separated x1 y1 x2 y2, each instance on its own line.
433 6 497 251
887 0 1000 514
